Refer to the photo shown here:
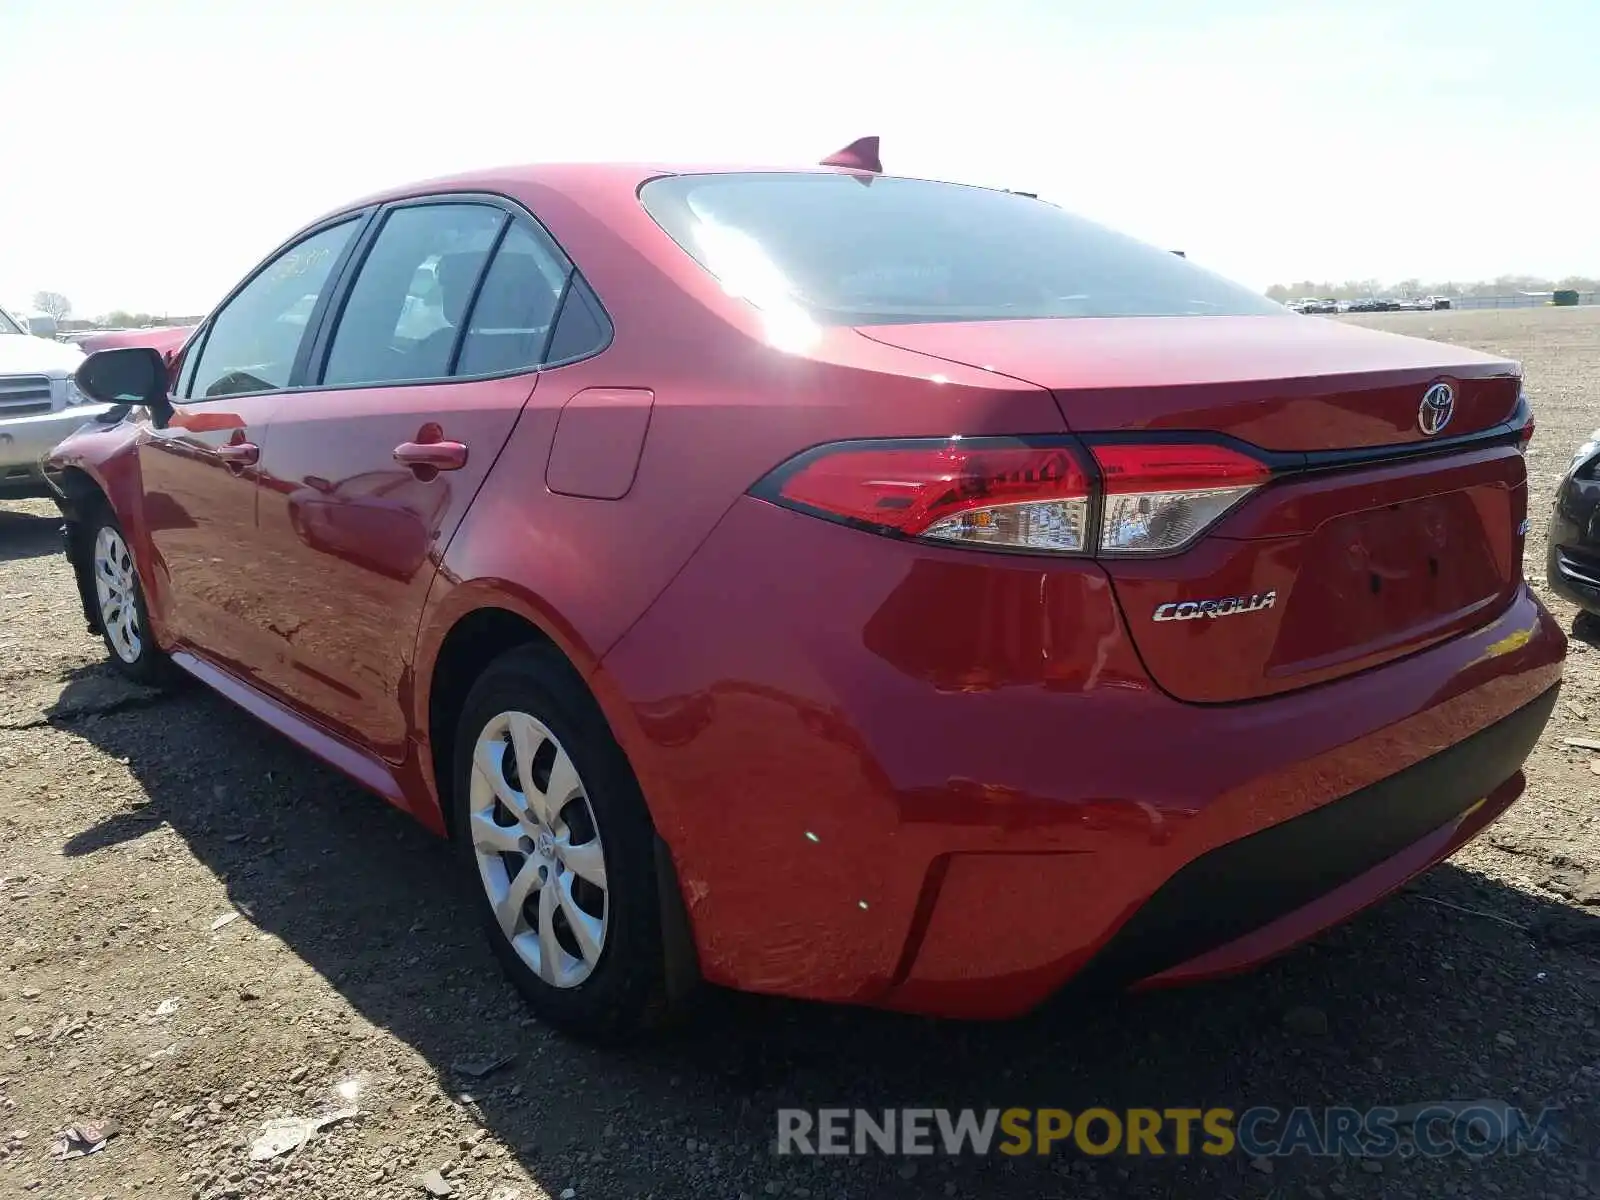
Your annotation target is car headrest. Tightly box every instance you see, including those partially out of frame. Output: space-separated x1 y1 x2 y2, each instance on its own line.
435 252 489 325
470 252 563 330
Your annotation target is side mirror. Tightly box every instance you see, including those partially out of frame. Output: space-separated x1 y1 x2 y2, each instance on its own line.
75 347 175 426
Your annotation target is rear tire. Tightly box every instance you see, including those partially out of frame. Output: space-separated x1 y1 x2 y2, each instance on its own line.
86 509 174 688
452 643 667 1040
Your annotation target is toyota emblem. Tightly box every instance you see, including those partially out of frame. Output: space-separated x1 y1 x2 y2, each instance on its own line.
1418 382 1455 436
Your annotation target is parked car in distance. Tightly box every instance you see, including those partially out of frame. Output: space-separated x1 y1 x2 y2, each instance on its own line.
0 303 105 498
76 324 196 369
47 151 1563 1038
1547 428 1600 618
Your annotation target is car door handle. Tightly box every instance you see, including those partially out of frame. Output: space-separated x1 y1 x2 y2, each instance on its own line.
214 441 259 465
394 439 468 472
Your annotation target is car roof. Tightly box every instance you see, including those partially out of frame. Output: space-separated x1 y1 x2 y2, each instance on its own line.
320 162 881 224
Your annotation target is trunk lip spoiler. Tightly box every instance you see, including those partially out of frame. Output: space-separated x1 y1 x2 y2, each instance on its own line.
1080 418 1526 478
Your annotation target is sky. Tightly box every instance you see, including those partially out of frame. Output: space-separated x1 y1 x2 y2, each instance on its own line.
0 0 1592 318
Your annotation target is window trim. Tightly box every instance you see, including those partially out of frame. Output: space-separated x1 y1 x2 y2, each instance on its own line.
293 190 612 395
305 198 512 389
542 272 613 369
445 215 514 376
181 189 616 404
179 209 376 402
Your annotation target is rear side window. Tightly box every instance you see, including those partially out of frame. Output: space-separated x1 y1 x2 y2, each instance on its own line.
639 172 1283 324
454 221 570 377
543 274 610 366
321 203 507 387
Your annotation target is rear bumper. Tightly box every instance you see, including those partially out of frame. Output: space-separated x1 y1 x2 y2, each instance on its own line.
601 497 1567 1018
1074 685 1554 993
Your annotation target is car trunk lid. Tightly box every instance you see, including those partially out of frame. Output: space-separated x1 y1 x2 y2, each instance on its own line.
857 314 1521 451
857 315 1528 702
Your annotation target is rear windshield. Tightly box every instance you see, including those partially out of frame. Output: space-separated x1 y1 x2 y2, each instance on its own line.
639 172 1283 325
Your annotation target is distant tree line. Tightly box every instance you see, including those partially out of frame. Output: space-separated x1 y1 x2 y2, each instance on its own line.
96 309 206 328
15 292 207 332
1265 275 1600 301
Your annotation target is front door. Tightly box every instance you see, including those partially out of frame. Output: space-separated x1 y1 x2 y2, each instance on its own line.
250 201 571 762
134 217 362 680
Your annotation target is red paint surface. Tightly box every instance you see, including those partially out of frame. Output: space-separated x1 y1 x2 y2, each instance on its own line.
45 161 1566 1018
859 316 1521 450
545 388 656 500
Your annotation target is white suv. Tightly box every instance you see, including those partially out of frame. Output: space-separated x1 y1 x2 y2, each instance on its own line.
0 304 107 498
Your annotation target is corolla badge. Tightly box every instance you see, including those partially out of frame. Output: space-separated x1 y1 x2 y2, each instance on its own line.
1418 382 1455 436
1153 590 1277 622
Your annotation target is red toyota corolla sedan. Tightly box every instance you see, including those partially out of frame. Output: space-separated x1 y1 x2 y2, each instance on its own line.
46 148 1565 1038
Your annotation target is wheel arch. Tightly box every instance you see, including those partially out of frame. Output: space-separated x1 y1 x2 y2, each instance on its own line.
423 603 559 838
417 594 702 1006
415 586 667 844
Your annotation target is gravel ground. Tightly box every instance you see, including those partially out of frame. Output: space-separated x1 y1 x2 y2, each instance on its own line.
2 306 1598 1200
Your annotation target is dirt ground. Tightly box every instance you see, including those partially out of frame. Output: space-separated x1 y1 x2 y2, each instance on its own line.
1 306 1597 1200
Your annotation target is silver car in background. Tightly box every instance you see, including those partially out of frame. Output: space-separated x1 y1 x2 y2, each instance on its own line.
0 304 107 499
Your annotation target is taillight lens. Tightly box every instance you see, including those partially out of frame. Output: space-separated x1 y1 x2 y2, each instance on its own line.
756 436 1271 557
1514 392 1535 455
1092 442 1270 554
768 440 1092 553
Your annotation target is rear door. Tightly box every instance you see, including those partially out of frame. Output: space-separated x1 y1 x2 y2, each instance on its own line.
250 197 574 761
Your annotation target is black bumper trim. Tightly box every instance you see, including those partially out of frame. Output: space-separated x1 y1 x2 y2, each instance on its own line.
1074 684 1559 990
1549 544 1600 613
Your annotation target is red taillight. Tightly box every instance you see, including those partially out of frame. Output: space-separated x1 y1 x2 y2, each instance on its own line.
757 437 1271 557
1515 393 1535 454
1091 442 1271 494
1090 442 1270 554
770 440 1093 553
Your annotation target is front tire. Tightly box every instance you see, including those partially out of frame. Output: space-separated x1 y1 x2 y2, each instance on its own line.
453 644 667 1039
87 511 172 687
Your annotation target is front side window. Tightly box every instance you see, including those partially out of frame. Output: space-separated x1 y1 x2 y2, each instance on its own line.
640 172 1284 324
321 203 506 387
187 219 358 400
0 306 23 336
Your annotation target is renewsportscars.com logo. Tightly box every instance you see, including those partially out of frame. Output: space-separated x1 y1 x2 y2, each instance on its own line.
776 1105 1560 1160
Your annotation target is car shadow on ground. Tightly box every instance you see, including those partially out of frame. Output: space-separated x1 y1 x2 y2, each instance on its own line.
0 505 62 563
47 666 1600 1200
